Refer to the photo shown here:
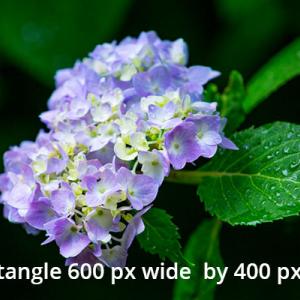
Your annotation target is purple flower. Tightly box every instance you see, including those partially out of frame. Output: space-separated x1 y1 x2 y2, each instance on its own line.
138 150 170 185
44 218 90 258
122 206 152 249
46 146 68 175
186 115 222 158
3 165 36 210
84 208 119 243
100 245 128 268
219 118 239 150
5 182 33 210
133 65 171 96
165 121 201 169
147 102 182 129
3 205 24 223
117 167 159 210
85 169 120 207
220 136 238 150
65 245 102 267
51 183 75 216
25 197 58 230
0 31 237 267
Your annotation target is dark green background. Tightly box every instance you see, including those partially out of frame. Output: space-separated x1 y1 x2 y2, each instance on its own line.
0 0 300 299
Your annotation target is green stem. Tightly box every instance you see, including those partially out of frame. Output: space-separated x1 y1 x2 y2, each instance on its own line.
166 170 205 185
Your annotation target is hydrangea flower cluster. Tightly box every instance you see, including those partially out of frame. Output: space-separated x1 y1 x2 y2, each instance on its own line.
0 32 236 267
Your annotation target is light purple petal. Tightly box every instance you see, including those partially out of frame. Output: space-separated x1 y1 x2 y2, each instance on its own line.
65 245 102 266
6 183 33 209
84 209 114 243
47 218 91 258
133 65 171 96
100 245 128 268
128 174 159 209
25 198 58 230
220 136 239 150
165 121 201 169
51 183 75 216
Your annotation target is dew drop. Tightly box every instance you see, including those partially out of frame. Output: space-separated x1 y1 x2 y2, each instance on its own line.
290 161 299 169
283 146 290 154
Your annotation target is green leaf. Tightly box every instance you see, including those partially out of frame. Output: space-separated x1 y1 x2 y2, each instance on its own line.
204 71 246 134
220 71 246 133
220 71 246 134
244 38 300 113
197 122 300 225
173 219 223 300
0 0 132 84
138 208 186 264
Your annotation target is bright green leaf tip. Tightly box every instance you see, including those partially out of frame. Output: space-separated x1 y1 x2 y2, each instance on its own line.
244 37 300 113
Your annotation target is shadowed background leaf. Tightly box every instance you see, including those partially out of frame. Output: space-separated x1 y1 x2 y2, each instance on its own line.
173 219 223 300
210 0 285 76
244 37 300 113
0 0 132 85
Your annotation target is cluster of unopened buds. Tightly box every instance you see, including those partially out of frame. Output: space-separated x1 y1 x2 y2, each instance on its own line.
0 32 236 267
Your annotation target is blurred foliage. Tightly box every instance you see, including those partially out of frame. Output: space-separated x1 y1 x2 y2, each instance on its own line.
0 0 131 84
